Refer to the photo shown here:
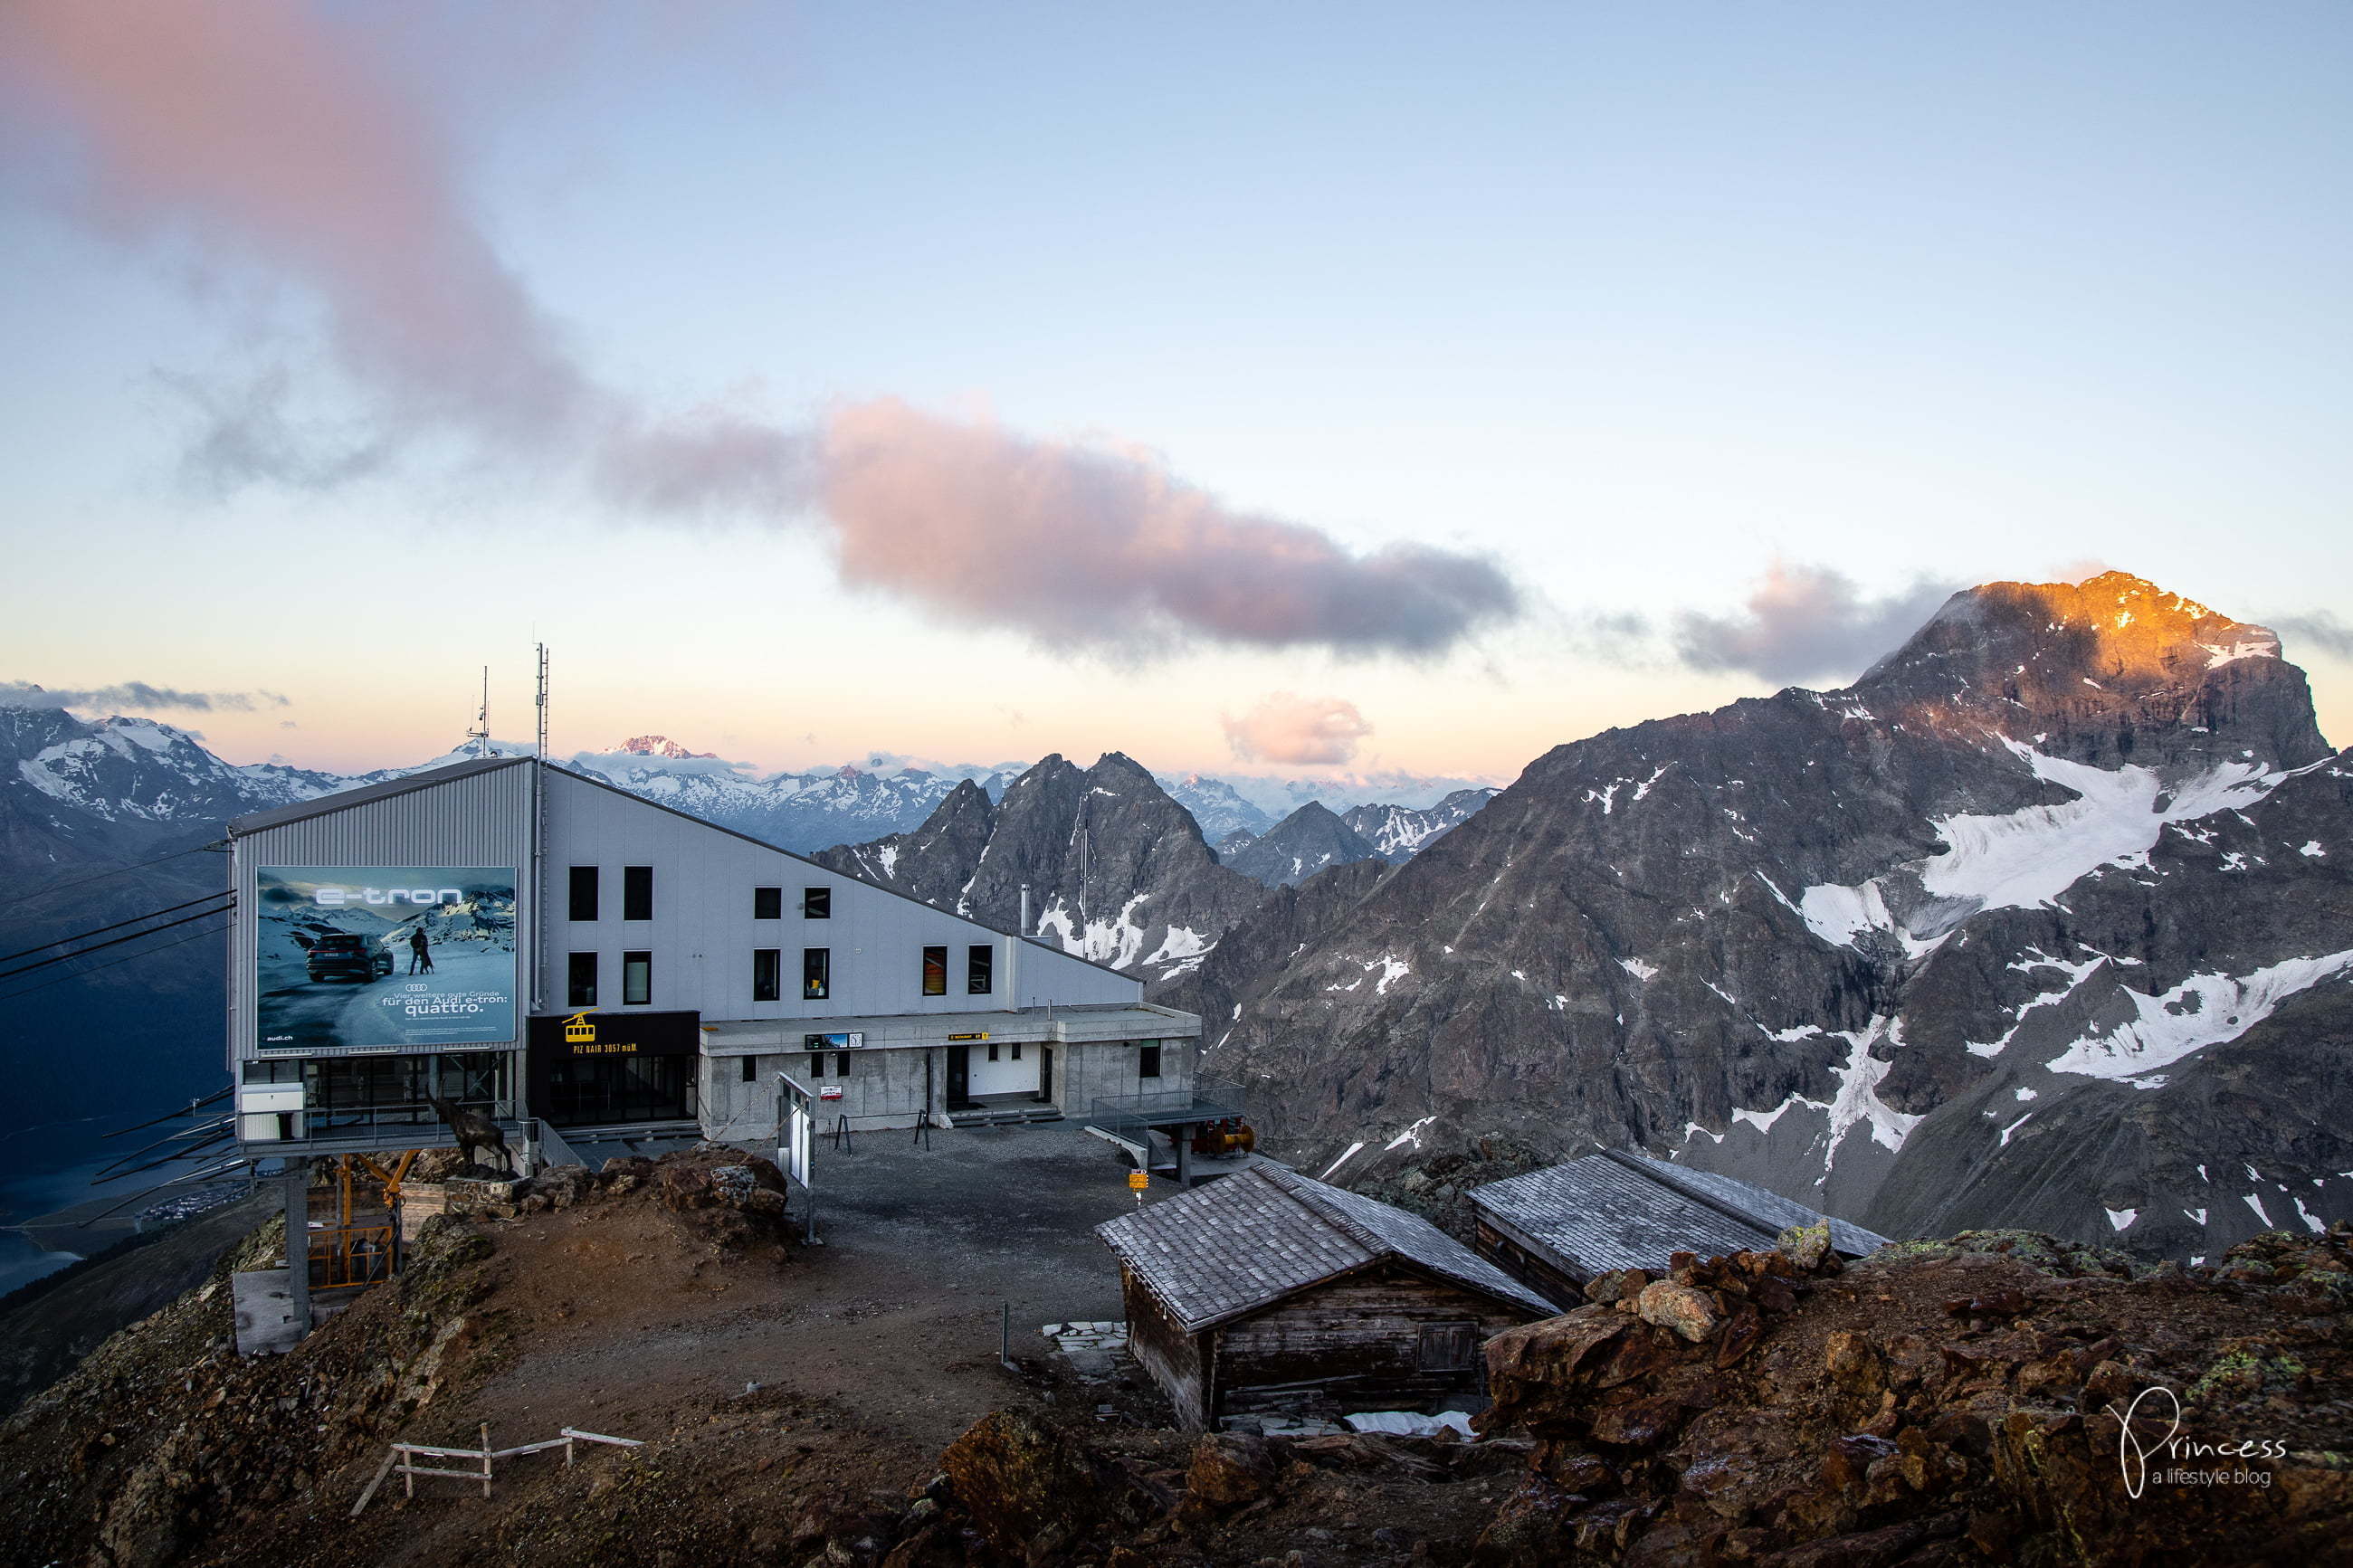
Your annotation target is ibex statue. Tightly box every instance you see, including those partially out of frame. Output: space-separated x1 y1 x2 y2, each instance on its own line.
425 1094 515 1177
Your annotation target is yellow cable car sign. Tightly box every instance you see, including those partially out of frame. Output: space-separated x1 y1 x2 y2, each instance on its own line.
563 1012 595 1044
1127 1171 1149 1191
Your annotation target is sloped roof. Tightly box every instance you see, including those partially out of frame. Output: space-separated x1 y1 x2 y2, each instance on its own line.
228 755 528 834
1469 1150 1890 1281
1096 1164 1556 1332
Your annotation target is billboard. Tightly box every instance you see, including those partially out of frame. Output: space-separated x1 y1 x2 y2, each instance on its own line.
256 867 518 1051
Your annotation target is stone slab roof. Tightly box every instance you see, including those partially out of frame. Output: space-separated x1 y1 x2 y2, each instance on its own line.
1469 1149 1890 1282
1096 1164 1556 1333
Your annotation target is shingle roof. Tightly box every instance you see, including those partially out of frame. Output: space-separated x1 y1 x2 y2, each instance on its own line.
1469 1150 1889 1281
1095 1164 1556 1332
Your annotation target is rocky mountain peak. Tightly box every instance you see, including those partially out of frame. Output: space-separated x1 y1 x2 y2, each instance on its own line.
1225 801 1383 888
1852 571 2326 767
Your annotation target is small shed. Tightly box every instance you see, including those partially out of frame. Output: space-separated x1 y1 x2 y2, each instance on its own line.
1469 1148 1890 1304
1095 1164 1556 1430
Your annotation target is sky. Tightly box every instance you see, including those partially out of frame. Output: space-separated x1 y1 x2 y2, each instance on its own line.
2 3 2348 779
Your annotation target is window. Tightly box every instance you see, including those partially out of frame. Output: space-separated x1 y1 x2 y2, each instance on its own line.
921 945 948 996
967 944 993 994
740 1055 758 1084
754 886 782 920
807 1050 824 1077
802 947 830 1000
568 866 599 922
803 887 831 919
1138 1042 1162 1079
753 948 782 1002
987 1042 1000 1062
567 952 597 1008
835 1051 851 1077
1011 1041 1023 1061
1417 1322 1479 1373
623 866 653 921
623 951 652 1006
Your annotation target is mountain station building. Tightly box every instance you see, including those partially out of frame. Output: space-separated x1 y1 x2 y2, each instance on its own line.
225 756 1203 1165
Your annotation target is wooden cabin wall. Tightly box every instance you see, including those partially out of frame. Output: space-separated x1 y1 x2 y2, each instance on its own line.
1120 1268 1209 1430
1209 1263 1534 1415
1471 1215 1583 1310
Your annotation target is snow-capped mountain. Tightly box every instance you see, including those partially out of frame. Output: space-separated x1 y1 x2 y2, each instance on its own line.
1340 787 1498 861
1161 573 2353 1260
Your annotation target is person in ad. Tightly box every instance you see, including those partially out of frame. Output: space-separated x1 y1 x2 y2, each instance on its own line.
407 927 433 974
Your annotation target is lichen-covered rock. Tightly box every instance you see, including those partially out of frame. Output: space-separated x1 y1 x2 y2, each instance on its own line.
1634 1280 1721 1343
1180 1430 1277 1512
939 1411 1106 1554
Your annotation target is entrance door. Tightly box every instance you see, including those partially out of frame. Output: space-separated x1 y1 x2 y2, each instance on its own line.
946 1045 970 1107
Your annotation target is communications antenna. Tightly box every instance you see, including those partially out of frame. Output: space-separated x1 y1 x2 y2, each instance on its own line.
535 643 549 759
467 667 491 758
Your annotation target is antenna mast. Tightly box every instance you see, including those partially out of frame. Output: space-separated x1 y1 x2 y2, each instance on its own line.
535 643 549 759
467 667 491 758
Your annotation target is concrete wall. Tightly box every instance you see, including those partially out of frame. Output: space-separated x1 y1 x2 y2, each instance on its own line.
700 1044 944 1137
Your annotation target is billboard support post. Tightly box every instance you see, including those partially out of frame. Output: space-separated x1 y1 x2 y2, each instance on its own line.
776 1071 819 1247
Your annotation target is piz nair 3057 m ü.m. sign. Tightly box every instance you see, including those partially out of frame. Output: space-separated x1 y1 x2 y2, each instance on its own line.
255 867 519 1051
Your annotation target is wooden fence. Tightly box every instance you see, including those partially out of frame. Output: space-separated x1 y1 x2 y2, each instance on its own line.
351 1424 642 1516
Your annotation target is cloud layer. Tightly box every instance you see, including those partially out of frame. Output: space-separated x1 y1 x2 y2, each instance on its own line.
2274 613 2353 661
1223 693 1375 765
0 680 288 713
2 2 1519 660
1672 562 1955 686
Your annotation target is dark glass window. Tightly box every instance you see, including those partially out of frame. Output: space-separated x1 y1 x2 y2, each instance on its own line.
967 944 993 994
753 948 781 1002
807 1051 824 1077
623 866 653 921
567 952 597 1008
803 947 830 1000
623 951 652 1005
835 1051 851 1077
754 887 783 920
568 866 598 922
1138 1042 1161 1079
987 1042 1000 1061
803 888 831 919
921 945 948 996
740 1055 757 1084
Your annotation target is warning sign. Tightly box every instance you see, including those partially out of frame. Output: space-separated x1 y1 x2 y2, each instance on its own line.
1127 1171 1149 1191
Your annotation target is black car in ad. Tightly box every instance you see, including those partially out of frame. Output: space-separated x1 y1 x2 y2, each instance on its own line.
305 932 395 984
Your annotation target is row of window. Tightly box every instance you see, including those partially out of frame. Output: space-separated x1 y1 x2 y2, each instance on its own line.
727 1039 1162 1083
567 866 834 924
564 943 997 1008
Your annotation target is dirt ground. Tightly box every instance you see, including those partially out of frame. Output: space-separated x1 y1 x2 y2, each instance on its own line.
453 1124 1169 1459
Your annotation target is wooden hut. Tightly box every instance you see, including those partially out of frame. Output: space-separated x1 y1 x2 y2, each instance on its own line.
1468 1148 1890 1304
1095 1164 1556 1430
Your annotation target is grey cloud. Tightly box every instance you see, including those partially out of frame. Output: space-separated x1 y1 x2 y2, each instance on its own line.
1673 563 1957 686
2274 613 2353 661
0 680 290 713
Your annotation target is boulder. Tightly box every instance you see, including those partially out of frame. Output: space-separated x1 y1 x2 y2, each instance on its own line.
1634 1281 1722 1343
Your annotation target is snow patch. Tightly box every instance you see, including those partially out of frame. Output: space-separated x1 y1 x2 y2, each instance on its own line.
2105 1207 2138 1232
1385 1116 1436 1153
1319 1142 1367 1180
1618 957 1659 983
2243 1193 2273 1226
2045 949 2353 1081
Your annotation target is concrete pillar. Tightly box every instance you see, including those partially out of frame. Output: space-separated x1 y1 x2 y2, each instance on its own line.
283 1160 310 1333
1175 1125 1194 1186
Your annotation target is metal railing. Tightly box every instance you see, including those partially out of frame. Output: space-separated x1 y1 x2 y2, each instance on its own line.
268 1099 516 1145
1085 1079 1246 1143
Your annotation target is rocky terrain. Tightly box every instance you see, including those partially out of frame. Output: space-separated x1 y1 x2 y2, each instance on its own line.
1174 574 2353 1259
1342 789 1500 863
6 1147 2344 1566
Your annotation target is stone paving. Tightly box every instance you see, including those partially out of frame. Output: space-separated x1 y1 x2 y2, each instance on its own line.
1039 1319 1128 1381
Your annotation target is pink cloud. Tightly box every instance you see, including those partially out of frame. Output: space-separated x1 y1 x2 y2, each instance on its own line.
1223 693 1374 765
3 3 1519 660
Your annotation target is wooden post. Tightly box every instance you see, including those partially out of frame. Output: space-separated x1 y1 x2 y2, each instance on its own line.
480 1423 492 1497
403 1446 414 1499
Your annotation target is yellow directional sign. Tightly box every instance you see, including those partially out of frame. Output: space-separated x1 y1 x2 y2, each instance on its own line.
1127 1171 1149 1191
